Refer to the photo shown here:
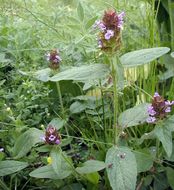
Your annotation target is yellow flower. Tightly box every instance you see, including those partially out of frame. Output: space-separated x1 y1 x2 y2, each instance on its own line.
47 157 52 164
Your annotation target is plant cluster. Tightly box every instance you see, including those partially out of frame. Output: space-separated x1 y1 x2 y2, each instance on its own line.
0 0 174 190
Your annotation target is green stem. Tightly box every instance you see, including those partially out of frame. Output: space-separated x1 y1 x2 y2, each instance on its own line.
0 179 10 190
156 138 160 159
111 55 119 145
168 0 174 50
56 82 69 137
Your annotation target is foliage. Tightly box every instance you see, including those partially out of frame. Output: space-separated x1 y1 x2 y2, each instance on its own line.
0 0 174 190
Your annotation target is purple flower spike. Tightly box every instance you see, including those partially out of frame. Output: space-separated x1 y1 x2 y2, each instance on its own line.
146 117 156 123
0 148 4 152
104 30 114 40
117 11 125 29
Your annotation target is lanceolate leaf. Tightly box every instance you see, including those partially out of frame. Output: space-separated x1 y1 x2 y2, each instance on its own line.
13 128 44 159
105 146 137 190
50 64 110 82
76 160 106 174
77 2 84 21
0 161 28 176
133 150 154 173
29 165 71 179
118 103 150 128
154 123 172 157
50 147 62 175
30 151 72 179
33 68 51 82
120 47 170 68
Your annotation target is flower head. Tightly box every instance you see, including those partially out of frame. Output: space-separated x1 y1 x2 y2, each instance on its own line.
0 148 4 152
46 49 61 70
43 125 61 145
146 92 174 123
94 9 125 53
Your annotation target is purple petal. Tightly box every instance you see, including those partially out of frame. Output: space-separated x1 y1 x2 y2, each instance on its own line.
146 117 156 123
147 105 156 116
55 139 60 144
165 107 171 113
104 30 114 40
98 39 103 48
49 135 56 141
117 11 125 29
98 22 106 32
154 92 160 97
93 20 101 29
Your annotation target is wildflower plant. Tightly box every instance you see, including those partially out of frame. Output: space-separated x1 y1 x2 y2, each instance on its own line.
1 1 173 190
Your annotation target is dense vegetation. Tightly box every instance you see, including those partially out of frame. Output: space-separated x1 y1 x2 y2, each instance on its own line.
0 0 174 189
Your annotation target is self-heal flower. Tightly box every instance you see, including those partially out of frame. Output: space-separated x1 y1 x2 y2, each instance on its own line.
94 9 125 53
46 49 61 70
146 92 174 123
43 125 61 145
105 30 114 40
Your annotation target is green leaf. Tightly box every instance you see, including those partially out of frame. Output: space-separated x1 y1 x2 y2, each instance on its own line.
105 146 137 190
85 16 98 30
118 103 150 128
171 52 174 58
159 54 174 81
60 183 83 190
30 152 72 179
50 64 110 82
120 47 170 68
33 68 51 82
153 172 169 190
0 161 28 176
84 172 100 184
70 101 86 114
76 160 106 174
77 2 84 21
48 118 66 130
13 128 44 159
133 150 154 173
166 167 174 189
154 123 173 157
50 147 62 175
29 165 71 179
